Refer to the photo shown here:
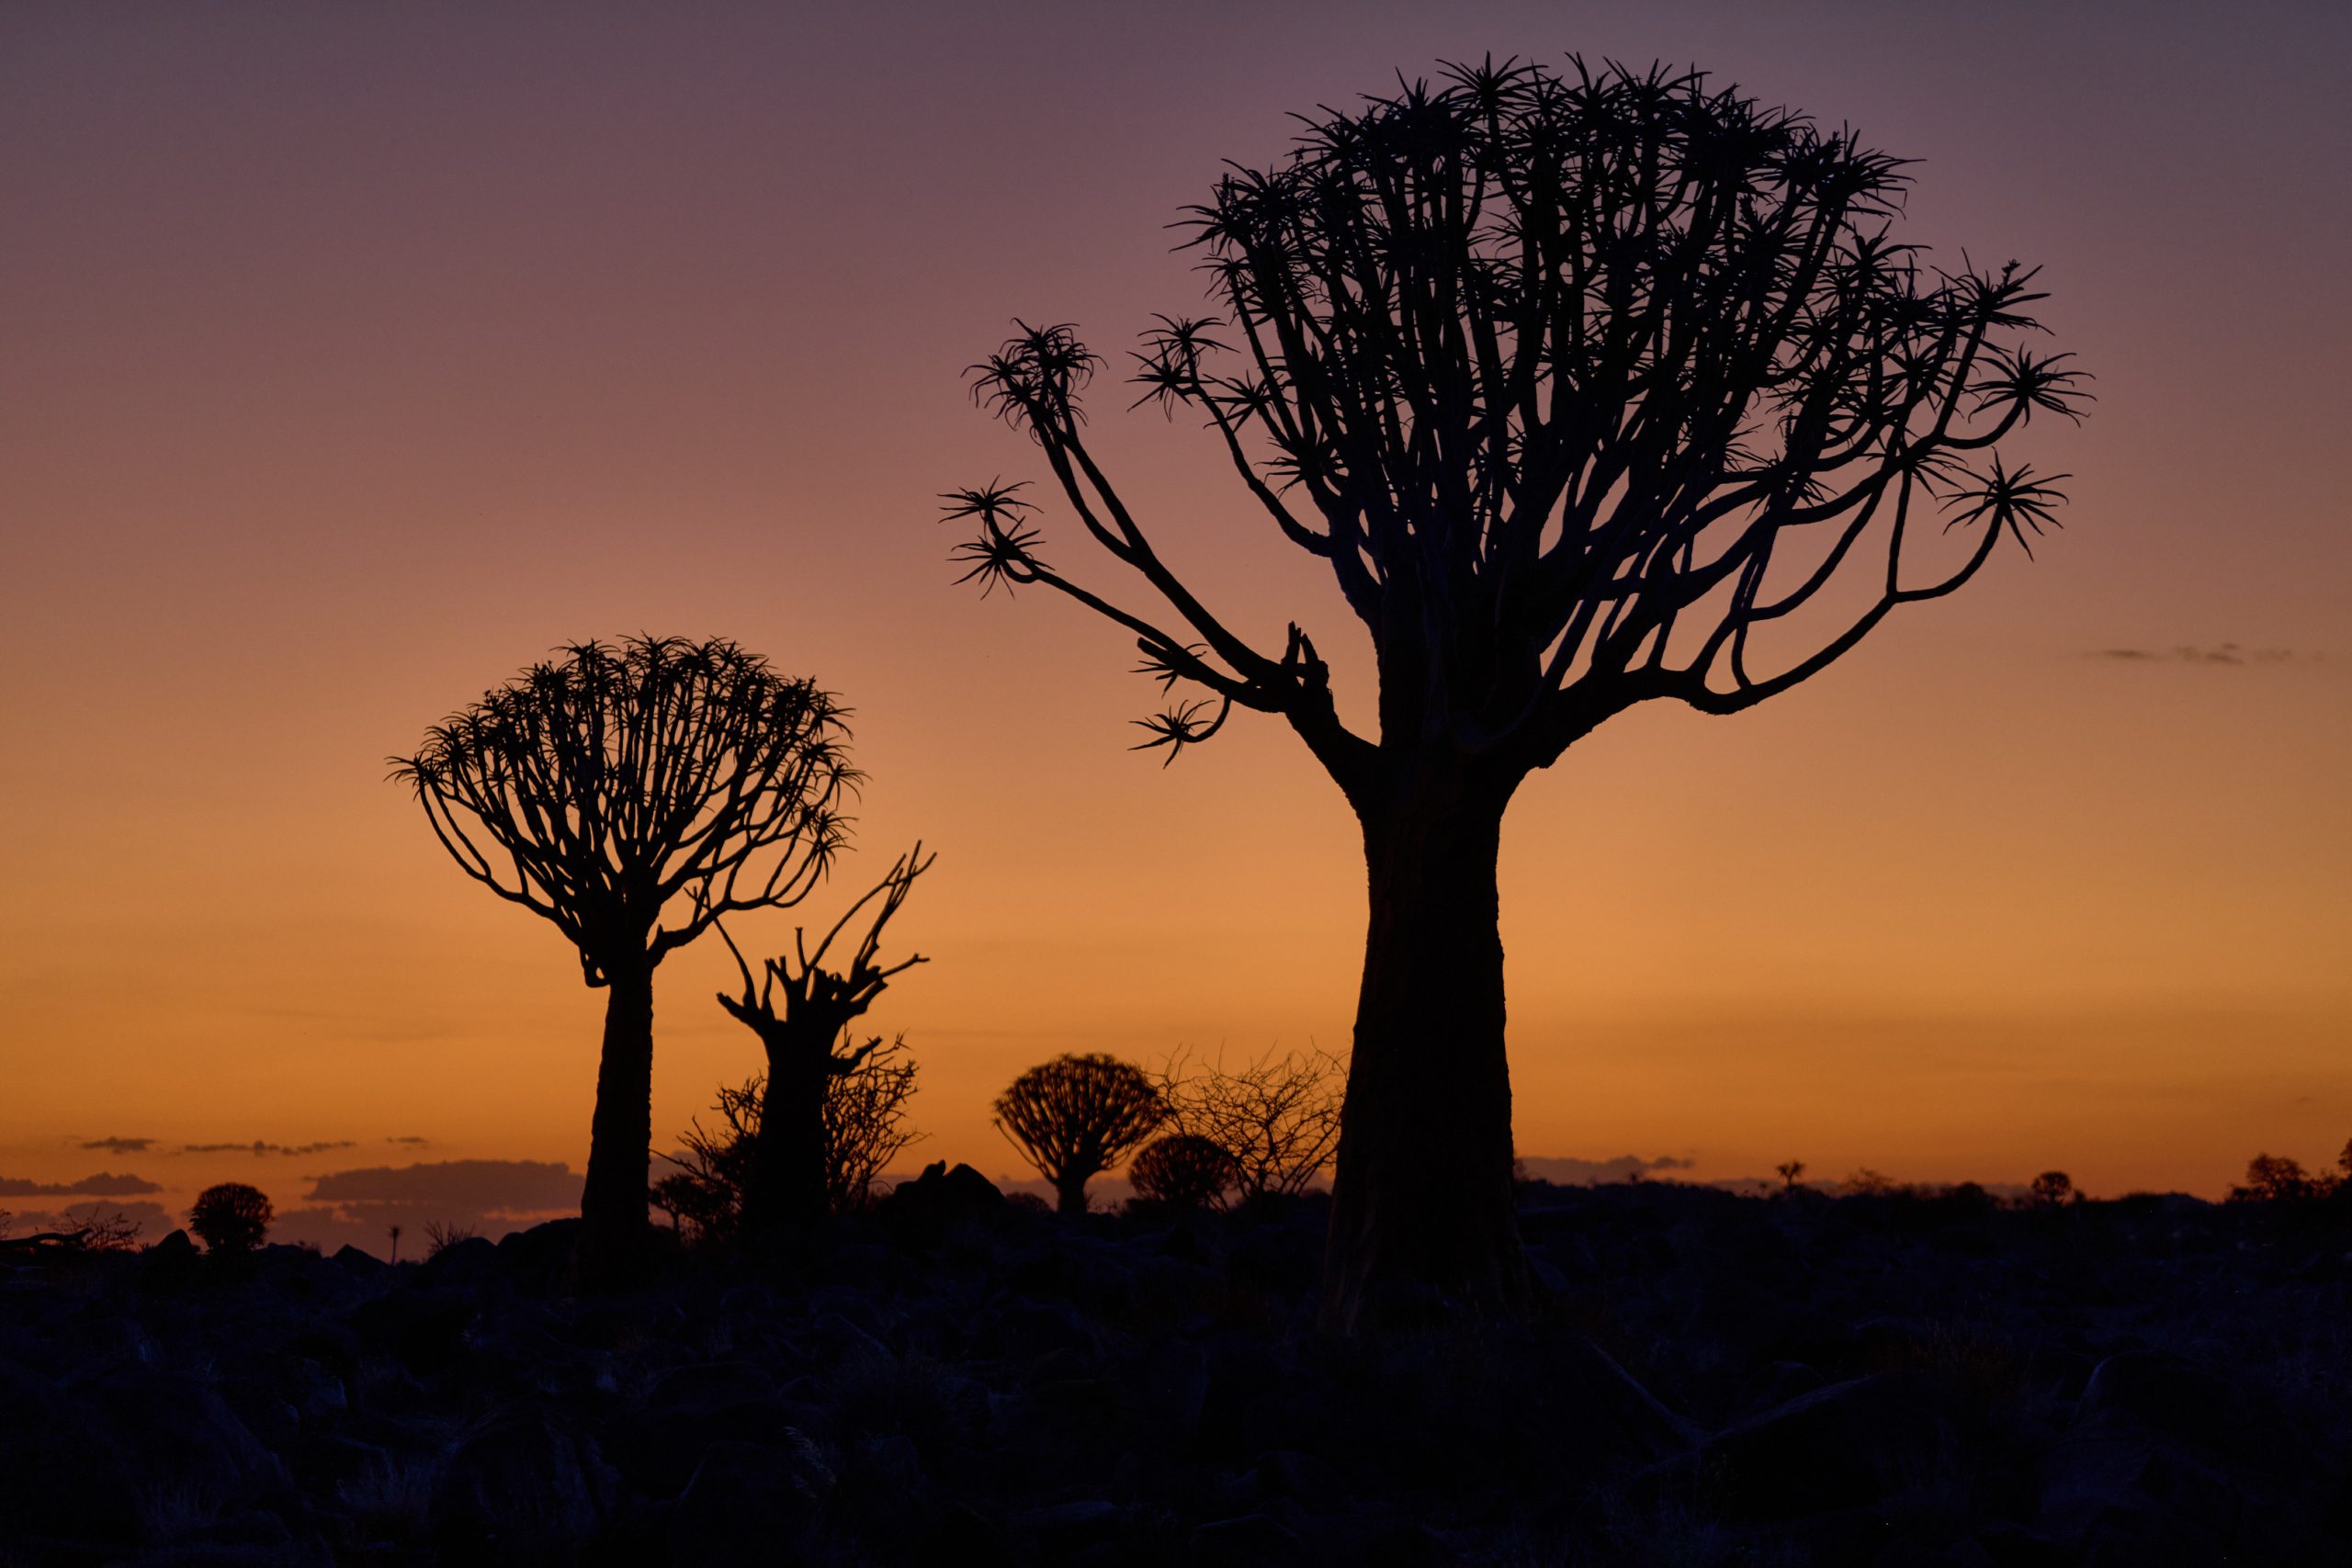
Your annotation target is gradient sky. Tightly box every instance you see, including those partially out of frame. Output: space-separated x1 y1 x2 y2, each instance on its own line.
5 1 2347 1235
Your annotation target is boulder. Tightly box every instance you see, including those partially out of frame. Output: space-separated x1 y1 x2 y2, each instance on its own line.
872 1162 1007 1247
430 1408 614 1565
666 1434 832 1568
1675 1371 1951 1520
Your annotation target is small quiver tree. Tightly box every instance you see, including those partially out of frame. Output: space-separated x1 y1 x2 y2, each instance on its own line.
708 845 933 1234
390 636 853 1278
189 1183 273 1255
994 1053 1164 1215
1130 1134 1241 1211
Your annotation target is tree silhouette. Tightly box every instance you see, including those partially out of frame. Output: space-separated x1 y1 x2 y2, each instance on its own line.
944 58 2082 1324
1130 1133 1242 1211
2029 1169 2073 1207
654 1044 925 1245
1776 1160 1807 1192
707 845 934 1233
391 635 854 1275
189 1182 273 1254
994 1054 1165 1215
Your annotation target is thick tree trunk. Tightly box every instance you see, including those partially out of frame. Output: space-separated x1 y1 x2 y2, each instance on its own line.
752 1048 832 1234
576 959 656 1282
1055 1170 1091 1217
1321 775 1529 1331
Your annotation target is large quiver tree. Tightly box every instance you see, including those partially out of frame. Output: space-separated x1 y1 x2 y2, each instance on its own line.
944 59 2084 1328
391 635 854 1277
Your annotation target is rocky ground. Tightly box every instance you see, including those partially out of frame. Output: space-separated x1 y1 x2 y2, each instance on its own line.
3 1168 2348 1566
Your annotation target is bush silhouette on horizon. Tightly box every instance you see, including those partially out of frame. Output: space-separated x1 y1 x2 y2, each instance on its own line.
1153 1043 1344 1203
189 1182 273 1255
1129 1133 1242 1212
994 1053 1163 1216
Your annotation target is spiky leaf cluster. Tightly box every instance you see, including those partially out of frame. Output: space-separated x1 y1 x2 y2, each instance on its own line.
391 636 855 983
947 57 2085 792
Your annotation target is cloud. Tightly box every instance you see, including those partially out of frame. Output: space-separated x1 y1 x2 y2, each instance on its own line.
0 1171 163 1197
182 1140 357 1156
274 1159 582 1257
1516 1154 1695 1187
304 1159 581 1213
386 1135 430 1145
2088 643 2309 666
79 1136 153 1154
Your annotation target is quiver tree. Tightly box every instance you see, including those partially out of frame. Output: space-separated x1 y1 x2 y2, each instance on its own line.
652 1041 922 1243
993 1053 1165 1215
708 844 934 1233
391 635 854 1274
944 58 2084 1326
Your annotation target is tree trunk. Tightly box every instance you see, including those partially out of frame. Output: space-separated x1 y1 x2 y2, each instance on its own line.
1055 1170 1091 1217
752 1046 832 1234
576 957 656 1283
1321 775 1529 1331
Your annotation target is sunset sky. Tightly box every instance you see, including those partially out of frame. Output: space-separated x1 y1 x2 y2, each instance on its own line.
4 2 2346 1246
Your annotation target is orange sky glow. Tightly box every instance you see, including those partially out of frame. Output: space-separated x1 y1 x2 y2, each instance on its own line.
4 3 2347 1241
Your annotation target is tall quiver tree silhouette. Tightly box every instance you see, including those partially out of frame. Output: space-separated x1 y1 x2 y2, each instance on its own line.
944 59 2085 1327
709 844 934 1234
392 636 854 1277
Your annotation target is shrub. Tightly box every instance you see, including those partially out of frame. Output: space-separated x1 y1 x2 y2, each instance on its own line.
1130 1134 1242 1211
188 1182 273 1254
1152 1043 1344 1201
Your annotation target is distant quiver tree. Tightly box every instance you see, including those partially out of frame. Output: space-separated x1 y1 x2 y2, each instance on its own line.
994 1053 1164 1215
944 58 2084 1326
391 636 854 1275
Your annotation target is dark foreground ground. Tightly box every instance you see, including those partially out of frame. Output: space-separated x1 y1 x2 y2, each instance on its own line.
4 1171 2349 1567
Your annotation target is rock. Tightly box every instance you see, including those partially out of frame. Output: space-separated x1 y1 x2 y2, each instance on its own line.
417 1235 501 1287
1677 1371 1951 1520
352 1285 477 1372
430 1409 613 1565
667 1434 832 1568
0 1361 142 1546
330 1244 384 1275
873 1161 1007 1247
74 1365 287 1523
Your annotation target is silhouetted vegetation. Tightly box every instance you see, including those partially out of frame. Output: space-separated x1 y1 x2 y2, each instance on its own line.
1152 1043 1344 1201
654 1041 922 1246
2030 1169 2075 1206
188 1182 272 1254
946 58 2084 1325
391 635 854 1277
993 1053 1163 1214
1775 1159 1806 1191
707 846 933 1235
1127 1132 1241 1211
0 1206 142 1256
